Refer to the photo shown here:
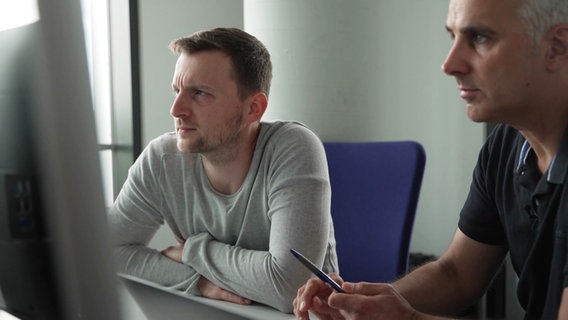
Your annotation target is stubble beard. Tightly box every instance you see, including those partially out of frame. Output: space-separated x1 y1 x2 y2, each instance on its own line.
177 110 245 163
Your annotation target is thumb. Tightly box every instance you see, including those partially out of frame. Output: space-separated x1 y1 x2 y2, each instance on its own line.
342 282 393 296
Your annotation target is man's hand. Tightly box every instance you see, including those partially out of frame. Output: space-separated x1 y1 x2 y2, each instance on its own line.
293 274 427 320
161 244 251 305
293 273 345 320
328 282 421 320
161 243 183 263
198 277 252 305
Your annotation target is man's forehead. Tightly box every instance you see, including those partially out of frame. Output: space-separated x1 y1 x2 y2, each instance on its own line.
174 51 232 75
446 0 522 30
172 51 238 91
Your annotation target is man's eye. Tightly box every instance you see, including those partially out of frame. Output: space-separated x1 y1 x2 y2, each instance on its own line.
193 89 211 98
471 34 488 44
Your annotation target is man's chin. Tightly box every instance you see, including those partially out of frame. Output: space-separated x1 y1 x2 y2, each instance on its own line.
465 105 487 123
467 116 486 123
178 141 209 154
177 142 195 153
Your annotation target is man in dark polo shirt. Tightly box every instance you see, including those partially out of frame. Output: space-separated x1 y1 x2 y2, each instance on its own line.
458 125 568 319
293 0 568 319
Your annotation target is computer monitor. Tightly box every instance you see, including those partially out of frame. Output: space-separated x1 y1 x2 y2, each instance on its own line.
0 0 120 319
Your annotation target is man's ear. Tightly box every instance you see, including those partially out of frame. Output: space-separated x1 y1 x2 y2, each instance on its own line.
545 24 568 71
244 92 268 123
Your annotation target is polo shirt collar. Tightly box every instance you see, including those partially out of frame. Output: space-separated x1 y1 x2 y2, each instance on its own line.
517 125 568 184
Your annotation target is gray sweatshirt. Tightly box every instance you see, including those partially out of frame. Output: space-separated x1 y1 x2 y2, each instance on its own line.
109 121 338 313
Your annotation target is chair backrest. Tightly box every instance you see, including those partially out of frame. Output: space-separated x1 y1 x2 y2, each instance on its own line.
323 141 426 283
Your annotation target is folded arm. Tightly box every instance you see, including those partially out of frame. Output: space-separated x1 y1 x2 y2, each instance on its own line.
176 126 334 313
110 126 335 312
181 176 332 313
109 208 202 294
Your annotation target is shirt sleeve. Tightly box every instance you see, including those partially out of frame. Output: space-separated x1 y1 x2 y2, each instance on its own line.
108 139 202 295
458 126 508 246
181 124 333 313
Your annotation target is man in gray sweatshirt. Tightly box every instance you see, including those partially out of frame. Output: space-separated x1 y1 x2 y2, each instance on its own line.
109 27 338 313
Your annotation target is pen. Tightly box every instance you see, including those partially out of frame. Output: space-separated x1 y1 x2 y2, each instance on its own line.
290 248 345 293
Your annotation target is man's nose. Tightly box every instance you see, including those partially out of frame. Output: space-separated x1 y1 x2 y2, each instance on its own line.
441 41 470 77
170 94 190 118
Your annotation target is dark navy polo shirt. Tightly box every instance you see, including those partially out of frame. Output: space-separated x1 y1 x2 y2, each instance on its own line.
458 124 568 319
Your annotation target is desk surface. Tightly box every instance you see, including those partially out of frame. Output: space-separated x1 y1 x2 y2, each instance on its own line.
119 274 296 320
0 310 21 320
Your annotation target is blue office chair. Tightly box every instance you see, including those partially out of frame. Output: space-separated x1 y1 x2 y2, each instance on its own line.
323 141 426 283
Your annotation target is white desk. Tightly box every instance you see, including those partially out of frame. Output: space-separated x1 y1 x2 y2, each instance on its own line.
119 274 296 320
0 310 21 320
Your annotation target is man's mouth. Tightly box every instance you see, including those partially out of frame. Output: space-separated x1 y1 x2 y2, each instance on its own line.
458 86 480 101
177 126 196 135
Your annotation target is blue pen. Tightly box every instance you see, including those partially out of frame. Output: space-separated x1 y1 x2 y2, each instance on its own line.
290 248 345 293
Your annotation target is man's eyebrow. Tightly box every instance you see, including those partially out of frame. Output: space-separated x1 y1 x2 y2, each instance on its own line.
171 83 215 92
445 24 499 39
461 25 497 36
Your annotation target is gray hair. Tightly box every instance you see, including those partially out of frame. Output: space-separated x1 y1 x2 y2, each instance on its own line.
518 0 568 43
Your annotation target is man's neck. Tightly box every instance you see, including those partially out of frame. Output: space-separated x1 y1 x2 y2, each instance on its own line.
517 110 568 175
201 125 260 195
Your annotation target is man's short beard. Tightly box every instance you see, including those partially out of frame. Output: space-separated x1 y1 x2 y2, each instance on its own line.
178 109 245 162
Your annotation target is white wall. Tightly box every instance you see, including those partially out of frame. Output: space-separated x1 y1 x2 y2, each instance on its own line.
138 0 484 257
244 0 484 256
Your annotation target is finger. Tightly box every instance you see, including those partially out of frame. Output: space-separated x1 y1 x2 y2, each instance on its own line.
303 276 336 307
310 296 338 320
342 282 393 296
298 278 324 311
293 293 308 319
327 292 373 315
294 284 306 314
327 272 344 284
294 304 312 320
328 289 399 316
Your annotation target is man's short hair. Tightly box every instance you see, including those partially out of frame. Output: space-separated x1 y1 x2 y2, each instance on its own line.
169 27 273 100
518 0 568 44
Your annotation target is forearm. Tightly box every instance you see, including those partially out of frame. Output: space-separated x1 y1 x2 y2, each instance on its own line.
559 288 568 319
114 245 201 294
395 229 508 317
393 259 483 316
182 233 311 313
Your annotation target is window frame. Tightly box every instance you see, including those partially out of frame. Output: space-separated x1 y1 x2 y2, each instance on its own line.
82 0 141 206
